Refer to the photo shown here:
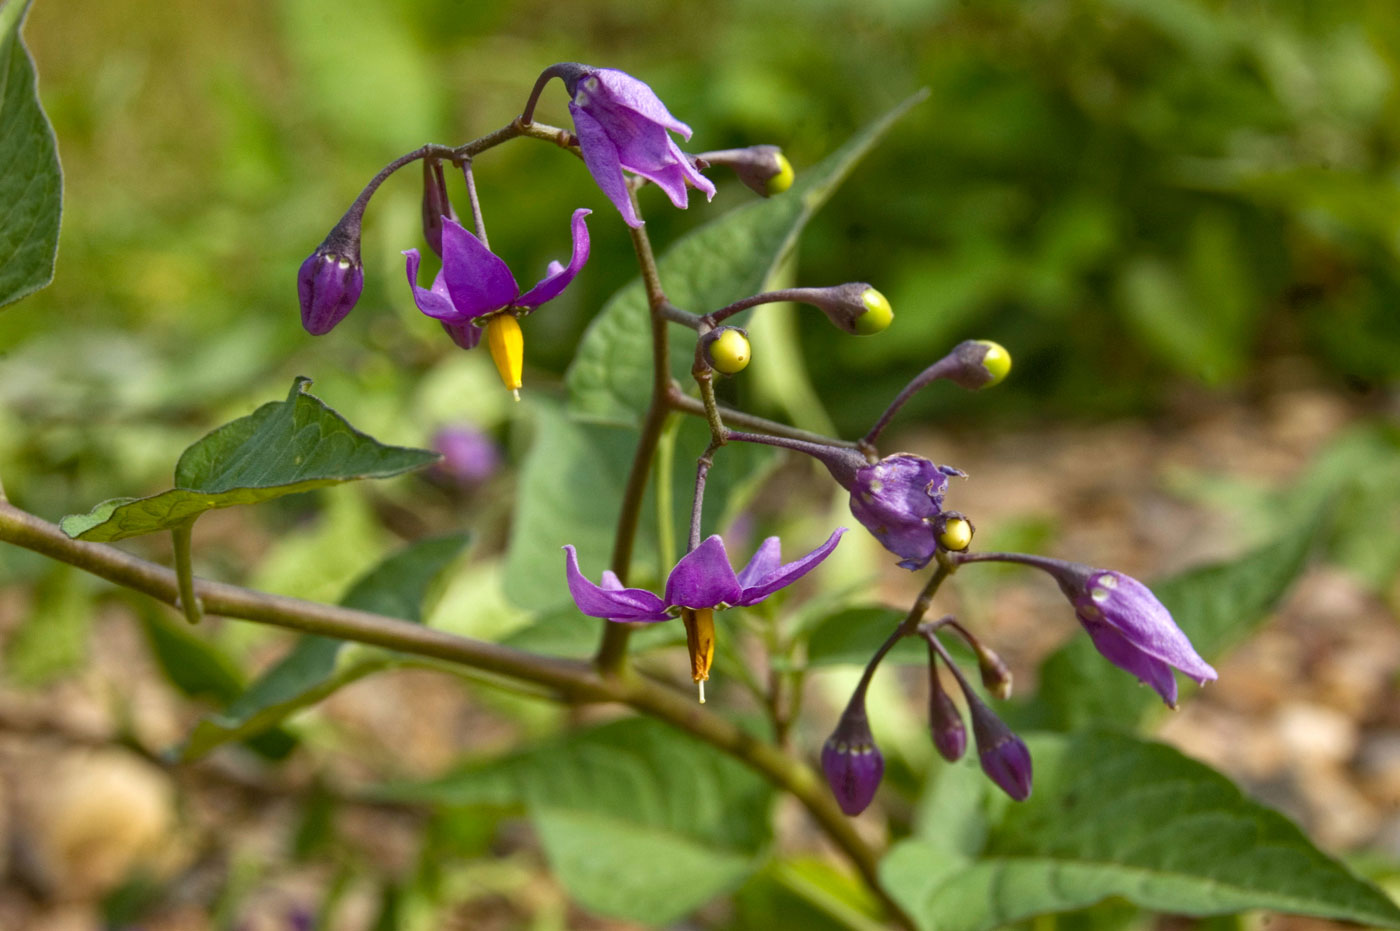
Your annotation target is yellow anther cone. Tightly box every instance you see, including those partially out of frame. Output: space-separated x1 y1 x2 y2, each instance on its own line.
486 314 525 398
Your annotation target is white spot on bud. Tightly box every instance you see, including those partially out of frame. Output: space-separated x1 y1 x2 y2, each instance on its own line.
1091 587 1110 603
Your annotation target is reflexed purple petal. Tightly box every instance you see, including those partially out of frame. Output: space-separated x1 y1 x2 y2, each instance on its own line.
664 535 742 608
439 217 519 319
600 570 625 591
734 529 846 606
571 104 640 228
516 209 592 309
404 250 460 321
735 537 783 590
441 320 482 350
584 68 694 138
1079 572 1218 686
564 546 670 622
1079 613 1180 707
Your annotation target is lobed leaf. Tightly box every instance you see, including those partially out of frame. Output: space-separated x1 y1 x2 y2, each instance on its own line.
0 0 62 309
59 377 438 542
565 90 928 427
882 732 1400 931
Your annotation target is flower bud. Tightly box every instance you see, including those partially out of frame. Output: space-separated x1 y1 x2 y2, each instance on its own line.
928 657 968 762
421 158 457 257
431 424 501 489
967 693 1032 801
297 246 364 336
934 511 974 553
696 145 794 197
821 700 884 816
974 643 1013 701
701 326 752 375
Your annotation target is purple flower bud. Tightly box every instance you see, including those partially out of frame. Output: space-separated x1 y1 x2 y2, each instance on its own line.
821 701 884 816
695 145 794 197
421 158 457 258
431 425 501 488
298 213 365 336
966 693 1032 801
928 673 968 762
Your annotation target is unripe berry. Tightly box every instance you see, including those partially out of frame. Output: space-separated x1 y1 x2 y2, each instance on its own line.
703 326 752 375
935 512 974 552
972 339 1011 386
766 152 795 195
853 288 894 335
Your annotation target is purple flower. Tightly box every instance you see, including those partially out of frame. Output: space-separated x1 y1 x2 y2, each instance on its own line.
1057 568 1217 708
821 700 884 816
566 68 716 228
845 455 965 570
403 209 590 342
564 530 844 697
431 425 501 488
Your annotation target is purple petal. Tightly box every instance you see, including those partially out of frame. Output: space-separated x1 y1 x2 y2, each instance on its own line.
404 250 460 321
735 537 783 590
1080 572 1218 686
847 455 951 570
563 546 670 622
664 535 742 608
571 104 641 228
439 217 519 319
583 68 693 138
734 529 846 606
1079 613 1181 707
515 209 592 310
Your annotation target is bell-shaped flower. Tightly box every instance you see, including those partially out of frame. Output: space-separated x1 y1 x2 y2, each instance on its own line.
564 530 844 699
846 455 966 570
567 67 716 228
403 209 590 395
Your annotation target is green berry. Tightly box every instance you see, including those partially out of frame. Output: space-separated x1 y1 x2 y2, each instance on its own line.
854 288 894 335
706 327 752 375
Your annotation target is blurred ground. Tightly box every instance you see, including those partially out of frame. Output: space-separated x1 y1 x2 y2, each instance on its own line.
0 364 1395 930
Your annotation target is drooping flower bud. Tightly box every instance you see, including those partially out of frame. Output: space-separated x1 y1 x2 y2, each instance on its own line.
973 642 1013 701
934 511 974 553
927 647 968 762
968 696 1033 801
701 326 752 375
421 158 457 257
297 213 364 336
821 697 884 816
695 145 794 197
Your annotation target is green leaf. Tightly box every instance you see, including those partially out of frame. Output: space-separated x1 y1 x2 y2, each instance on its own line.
1036 507 1322 731
882 732 1400 931
180 533 468 760
379 717 774 924
0 0 62 309
60 378 438 542
4 564 91 686
802 605 923 668
565 90 928 427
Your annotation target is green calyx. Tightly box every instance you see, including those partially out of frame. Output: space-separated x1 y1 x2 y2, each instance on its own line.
854 288 894 335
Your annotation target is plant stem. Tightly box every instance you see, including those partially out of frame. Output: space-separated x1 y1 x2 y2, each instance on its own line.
170 520 204 625
0 500 913 928
654 414 680 573
667 392 859 449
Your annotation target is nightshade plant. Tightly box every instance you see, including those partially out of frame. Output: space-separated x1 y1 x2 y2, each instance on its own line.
2 16 1398 928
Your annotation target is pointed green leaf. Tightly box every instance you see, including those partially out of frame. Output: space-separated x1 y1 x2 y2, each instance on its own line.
0 0 62 309
180 533 468 760
60 378 438 542
379 717 774 924
882 732 1400 931
1036 507 1323 731
565 91 928 427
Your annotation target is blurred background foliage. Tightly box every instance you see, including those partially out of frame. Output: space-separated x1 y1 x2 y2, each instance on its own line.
4 0 1400 926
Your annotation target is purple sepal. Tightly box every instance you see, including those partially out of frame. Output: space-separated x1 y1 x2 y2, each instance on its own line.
569 68 715 228
846 454 956 570
821 704 884 816
298 250 364 335
563 546 670 622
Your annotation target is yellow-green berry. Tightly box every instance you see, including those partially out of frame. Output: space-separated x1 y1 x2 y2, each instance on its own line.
854 288 894 335
705 327 752 375
973 340 1011 387
766 152 795 195
937 515 973 552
